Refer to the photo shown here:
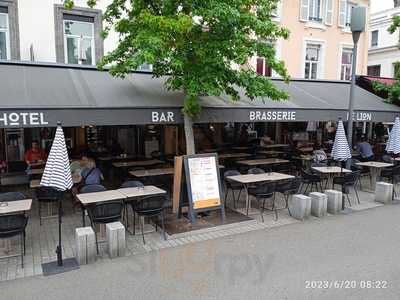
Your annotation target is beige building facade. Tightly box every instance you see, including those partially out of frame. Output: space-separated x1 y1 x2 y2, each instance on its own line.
252 0 370 80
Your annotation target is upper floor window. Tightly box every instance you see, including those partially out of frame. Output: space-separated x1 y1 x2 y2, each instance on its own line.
305 43 321 79
371 30 378 47
0 7 10 60
345 2 355 27
340 48 353 81
367 65 381 77
63 15 94 65
309 0 322 22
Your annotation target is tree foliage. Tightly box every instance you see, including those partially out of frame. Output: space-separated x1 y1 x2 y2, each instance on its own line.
64 0 290 117
372 18 400 106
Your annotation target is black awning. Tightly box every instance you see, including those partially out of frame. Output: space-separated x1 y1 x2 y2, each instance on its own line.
0 61 399 128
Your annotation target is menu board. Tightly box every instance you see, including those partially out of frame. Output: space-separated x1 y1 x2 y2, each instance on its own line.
183 154 225 223
187 155 221 209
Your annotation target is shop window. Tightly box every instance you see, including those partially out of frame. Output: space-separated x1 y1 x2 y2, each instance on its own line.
340 48 353 81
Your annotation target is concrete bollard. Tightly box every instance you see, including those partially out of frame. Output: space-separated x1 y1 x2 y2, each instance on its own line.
289 194 311 221
375 182 393 204
106 222 126 259
325 190 342 214
75 227 96 265
310 192 328 217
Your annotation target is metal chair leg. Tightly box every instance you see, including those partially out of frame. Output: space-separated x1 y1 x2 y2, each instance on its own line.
91 221 99 254
20 234 24 268
346 193 352 207
273 194 278 221
132 207 136 235
39 202 42 226
260 198 265 223
140 216 145 244
161 211 167 241
23 230 26 254
354 187 360 204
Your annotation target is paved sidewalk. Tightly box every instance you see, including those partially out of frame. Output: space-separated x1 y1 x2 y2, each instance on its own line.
2 203 400 299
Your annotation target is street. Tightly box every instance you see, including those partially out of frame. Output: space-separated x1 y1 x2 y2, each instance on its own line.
2 204 400 300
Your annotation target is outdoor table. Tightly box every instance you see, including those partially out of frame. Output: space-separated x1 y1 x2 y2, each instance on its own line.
0 199 32 215
298 147 314 153
292 155 313 169
118 186 167 235
76 190 126 206
26 168 44 176
30 179 41 189
97 155 136 161
218 153 252 160
257 150 285 156
355 161 394 191
231 146 251 151
312 166 352 188
112 159 164 168
236 158 289 167
129 168 174 178
227 172 294 215
261 144 289 149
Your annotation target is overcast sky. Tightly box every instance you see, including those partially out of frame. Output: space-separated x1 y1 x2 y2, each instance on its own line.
371 0 393 13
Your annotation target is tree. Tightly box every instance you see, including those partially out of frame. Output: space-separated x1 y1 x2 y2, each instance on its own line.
371 19 400 106
64 0 290 154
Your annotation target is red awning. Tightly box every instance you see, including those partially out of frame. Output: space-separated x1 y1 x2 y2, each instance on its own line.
363 76 396 86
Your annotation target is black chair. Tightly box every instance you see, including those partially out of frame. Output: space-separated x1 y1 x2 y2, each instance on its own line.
130 195 167 244
349 158 372 190
333 171 360 206
87 201 124 254
380 165 400 197
223 170 243 209
0 214 28 267
300 169 323 194
35 187 59 225
247 168 265 175
120 180 144 188
0 192 26 202
248 182 276 221
79 184 107 226
382 155 394 164
275 178 302 216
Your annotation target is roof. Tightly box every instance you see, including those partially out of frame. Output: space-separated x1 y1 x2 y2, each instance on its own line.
0 61 398 127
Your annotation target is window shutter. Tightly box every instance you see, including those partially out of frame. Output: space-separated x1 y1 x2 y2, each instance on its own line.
300 0 310 22
325 0 333 25
338 0 346 28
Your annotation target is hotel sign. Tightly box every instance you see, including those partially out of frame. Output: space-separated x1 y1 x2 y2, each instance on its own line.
0 112 49 127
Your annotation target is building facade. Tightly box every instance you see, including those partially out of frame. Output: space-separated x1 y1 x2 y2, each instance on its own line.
251 0 370 80
368 3 400 78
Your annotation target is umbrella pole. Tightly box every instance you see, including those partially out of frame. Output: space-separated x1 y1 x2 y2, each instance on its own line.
56 191 63 266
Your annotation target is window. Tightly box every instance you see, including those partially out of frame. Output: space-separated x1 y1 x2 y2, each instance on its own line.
309 0 322 22
63 15 95 65
304 44 321 79
367 65 381 77
54 5 103 64
0 8 10 60
345 2 355 27
371 30 378 47
393 62 400 79
340 48 353 80
256 57 272 77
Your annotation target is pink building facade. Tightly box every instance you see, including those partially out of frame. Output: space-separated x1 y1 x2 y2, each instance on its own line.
252 0 370 80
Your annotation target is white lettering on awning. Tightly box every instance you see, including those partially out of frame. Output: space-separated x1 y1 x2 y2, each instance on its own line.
249 110 296 121
0 112 49 127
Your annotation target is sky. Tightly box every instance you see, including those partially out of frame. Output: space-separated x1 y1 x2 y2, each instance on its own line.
371 0 393 13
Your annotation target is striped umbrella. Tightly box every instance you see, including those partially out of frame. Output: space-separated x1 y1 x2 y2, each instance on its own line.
331 119 352 162
40 125 73 191
40 123 72 268
386 117 400 154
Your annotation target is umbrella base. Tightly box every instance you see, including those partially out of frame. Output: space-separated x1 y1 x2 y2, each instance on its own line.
42 258 79 276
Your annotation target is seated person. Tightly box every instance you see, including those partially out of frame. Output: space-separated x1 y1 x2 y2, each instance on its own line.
80 158 104 186
313 148 327 163
357 137 374 161
24 140 47 166
260 134 274 147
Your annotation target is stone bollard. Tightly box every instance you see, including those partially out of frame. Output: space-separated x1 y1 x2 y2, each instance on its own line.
106 222 126 259
75 227 96 265
289 194 311 221
310 192 328 217
325 190 342 214
375 182 393 204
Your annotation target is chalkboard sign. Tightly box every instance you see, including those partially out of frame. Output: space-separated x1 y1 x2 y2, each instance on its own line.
183 153 225 223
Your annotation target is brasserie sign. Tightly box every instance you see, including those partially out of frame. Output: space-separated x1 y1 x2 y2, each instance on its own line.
249 110 297 121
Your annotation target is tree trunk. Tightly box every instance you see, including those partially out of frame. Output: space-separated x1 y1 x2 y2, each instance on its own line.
184 114 196 155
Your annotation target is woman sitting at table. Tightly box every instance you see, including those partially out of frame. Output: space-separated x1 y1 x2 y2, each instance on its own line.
80 158 104 186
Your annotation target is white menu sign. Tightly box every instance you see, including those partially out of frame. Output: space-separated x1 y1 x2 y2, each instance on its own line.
187 155 221 209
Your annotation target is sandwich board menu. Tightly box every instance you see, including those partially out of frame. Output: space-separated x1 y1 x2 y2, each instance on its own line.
183 153 225 224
